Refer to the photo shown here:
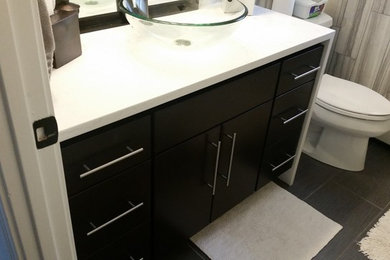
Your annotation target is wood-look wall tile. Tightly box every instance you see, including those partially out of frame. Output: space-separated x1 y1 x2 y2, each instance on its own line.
373 42 390 99
324 0 347 27
384 1 390 15
327 52 356 79
333 0 374 58
256 0 272 9
351 12 390 92
266 0 273 9
256 0 265 8
372 0 390 15
373 0 386 12
350 0 376 59
330 0 357 53
325 26 340 72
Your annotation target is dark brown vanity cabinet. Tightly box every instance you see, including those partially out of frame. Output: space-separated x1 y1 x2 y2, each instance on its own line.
61 115 152 260
61 115 151 196
211 103 272 221
277 44 324 95
59 44 325 259
256 45 323 189
153 63 279 254
154 104 272 241
153 127 219 255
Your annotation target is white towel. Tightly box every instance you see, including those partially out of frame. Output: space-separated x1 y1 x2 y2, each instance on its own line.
37 0 55 77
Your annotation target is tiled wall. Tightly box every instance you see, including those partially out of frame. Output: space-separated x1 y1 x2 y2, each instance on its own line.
257 0 390 100
256 0 273 9
325 0 390 100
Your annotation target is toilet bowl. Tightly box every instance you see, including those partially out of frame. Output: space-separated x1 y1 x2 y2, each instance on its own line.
299 11 390 171
303 74 390 171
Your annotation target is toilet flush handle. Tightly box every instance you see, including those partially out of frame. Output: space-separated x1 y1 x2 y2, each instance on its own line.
291 65 321 80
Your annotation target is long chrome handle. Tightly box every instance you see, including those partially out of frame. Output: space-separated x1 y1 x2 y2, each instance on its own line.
129 257 143 260
270 154 295 172
225 133 237 187
87 201 144 236
80 147 144 179
281 109 308 125
210 141 221 195
291 66 320 80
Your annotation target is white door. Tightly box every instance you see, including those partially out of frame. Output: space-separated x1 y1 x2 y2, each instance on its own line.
0 0 76 259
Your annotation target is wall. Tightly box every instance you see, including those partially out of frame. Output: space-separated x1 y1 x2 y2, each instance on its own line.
325 0 390 100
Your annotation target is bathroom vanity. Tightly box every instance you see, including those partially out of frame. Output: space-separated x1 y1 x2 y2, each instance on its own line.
51 6 334 259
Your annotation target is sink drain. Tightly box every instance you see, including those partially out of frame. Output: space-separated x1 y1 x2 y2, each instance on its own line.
175 39 191 46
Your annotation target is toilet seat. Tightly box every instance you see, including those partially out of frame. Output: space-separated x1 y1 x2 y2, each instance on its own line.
316 74 390 121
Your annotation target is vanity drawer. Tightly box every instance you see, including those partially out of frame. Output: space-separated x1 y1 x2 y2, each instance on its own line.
277 45 323 96
257 136 300 189
86 223 151 260
266 81 314 147
154 63 280 153
61 115 151 196
69 161 151 259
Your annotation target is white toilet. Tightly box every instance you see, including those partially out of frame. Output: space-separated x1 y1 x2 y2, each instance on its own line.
301 12 390 171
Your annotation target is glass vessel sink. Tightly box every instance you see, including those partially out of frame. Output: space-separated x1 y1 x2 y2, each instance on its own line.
119 0 248 46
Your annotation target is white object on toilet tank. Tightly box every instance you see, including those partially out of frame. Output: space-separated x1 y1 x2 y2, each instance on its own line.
293 0 327 19
271 0 296 16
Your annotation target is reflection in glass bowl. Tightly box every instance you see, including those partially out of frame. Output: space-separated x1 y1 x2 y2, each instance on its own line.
119 0 248 47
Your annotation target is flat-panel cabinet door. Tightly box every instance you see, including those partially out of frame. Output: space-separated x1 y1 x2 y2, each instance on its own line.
211 102 272 220
154 127 220 255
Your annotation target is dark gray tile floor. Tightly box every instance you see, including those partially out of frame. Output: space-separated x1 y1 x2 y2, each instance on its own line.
277 139 390 260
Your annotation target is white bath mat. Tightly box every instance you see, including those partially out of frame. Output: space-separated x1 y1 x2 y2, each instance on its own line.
359 209 390 260
191 182 342 260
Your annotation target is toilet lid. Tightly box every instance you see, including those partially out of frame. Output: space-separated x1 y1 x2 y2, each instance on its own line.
317 74 390 120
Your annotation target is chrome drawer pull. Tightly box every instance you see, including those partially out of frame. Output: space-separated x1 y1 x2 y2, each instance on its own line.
281 109 308 125
291 65 320 80
208 141 221 195
80 147 144 179
270 154 295 172
225 133 237 187
87 201 144 236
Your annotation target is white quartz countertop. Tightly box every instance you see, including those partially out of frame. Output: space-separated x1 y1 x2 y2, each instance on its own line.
50 6 334 142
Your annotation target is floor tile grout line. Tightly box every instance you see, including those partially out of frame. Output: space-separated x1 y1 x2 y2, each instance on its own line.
353 200 390 243
335 240 367 260
300 140 390 259
335 208 386 260
332 179 385 211
307 179 383 259
303 175 336 201
336 208 383 260
354 209 387 242
335 196 390 259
